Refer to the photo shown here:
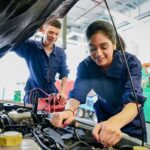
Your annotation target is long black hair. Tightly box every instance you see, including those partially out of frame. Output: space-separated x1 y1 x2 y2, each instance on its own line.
86 20 116 44
86 20 126 51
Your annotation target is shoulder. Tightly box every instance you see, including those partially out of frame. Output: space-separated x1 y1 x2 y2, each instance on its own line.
23 39 36 45
115 51 141 67
118 51 142 76
27 39 42 49
16 39 38 50
12 39 36 53
79 56 92 67
125 52 141 68
77 56 94 73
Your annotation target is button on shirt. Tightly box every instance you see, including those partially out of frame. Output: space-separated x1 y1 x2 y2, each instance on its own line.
69 50 147 141
12 39 69 95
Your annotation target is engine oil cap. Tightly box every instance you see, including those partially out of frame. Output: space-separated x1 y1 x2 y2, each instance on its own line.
0 131 22 147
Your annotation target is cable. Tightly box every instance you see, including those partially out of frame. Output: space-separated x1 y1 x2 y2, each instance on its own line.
0 118 5 134
103 0 145 146
40 130 58 149
31 88 50 97
34 90 41 114
31 111 40 123
23 90 32 107
23 88 50 107
74 127 81 141
2 114 14 126
23 88 65 113
32 128 51 150
41 94 55 112
23 88 51 112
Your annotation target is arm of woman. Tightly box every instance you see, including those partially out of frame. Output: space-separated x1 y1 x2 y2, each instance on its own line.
93 54 146 147
51 61 91 128
50 98 80 128
92 102 140 147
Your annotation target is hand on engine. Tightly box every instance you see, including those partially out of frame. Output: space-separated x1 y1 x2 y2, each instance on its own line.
50 110 75 128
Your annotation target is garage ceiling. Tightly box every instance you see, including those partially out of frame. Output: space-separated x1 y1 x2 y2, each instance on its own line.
66 0 150 34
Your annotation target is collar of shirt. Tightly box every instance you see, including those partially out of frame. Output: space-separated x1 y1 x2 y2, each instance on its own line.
89 51 124 78
35 38 57 56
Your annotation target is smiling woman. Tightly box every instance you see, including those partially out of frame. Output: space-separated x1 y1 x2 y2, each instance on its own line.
87 21 116 69
50 20 147 147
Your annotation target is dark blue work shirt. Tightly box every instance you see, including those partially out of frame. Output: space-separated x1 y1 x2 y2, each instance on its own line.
12 39 69 100
69 50 147 141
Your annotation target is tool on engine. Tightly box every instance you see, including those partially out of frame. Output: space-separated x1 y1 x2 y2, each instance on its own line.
74 117 150 150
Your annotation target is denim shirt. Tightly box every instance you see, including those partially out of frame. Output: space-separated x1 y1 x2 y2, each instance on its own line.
69 50 147 141
12 39 69 95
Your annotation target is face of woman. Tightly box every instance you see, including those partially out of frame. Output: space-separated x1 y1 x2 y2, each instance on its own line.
89 32 116 69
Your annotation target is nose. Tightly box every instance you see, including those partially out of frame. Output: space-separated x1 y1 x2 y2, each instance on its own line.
96 47 103 57
51 33 56 39
48 32 57 39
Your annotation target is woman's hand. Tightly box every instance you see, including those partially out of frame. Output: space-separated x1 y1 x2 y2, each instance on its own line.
56 91 67 101
92 119 123 147
50 110 75 128
92 102 139 147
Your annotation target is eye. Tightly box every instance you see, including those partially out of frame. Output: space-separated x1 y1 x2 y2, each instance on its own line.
48 31 53 34
101 45 109 50
101 46 108 50
89 45 97 52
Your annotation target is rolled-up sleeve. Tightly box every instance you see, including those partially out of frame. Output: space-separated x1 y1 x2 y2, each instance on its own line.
121 55 146 105
58 51 69 79
69 62 91 104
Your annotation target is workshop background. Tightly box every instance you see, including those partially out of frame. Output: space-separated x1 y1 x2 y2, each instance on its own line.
0 0 150 144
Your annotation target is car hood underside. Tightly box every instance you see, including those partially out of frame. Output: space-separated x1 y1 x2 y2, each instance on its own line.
0 0 79 57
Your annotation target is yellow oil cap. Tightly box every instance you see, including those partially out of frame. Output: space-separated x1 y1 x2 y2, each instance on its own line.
134 146 150 150
0 131 22 147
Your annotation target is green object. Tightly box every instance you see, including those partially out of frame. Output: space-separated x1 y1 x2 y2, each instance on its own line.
13 90 21 102
143 88 150 122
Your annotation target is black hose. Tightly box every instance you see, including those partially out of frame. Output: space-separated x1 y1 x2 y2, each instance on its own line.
32 129 51 150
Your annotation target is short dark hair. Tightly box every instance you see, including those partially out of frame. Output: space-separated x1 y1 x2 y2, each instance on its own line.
86 20 116 44
45 19 61 29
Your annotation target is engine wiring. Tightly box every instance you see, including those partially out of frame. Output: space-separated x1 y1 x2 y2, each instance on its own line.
23 88 66 114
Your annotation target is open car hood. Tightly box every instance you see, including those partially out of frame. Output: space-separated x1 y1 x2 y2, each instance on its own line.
0 0 79 57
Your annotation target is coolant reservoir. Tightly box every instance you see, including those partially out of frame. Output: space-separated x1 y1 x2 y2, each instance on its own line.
8 110 31 122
